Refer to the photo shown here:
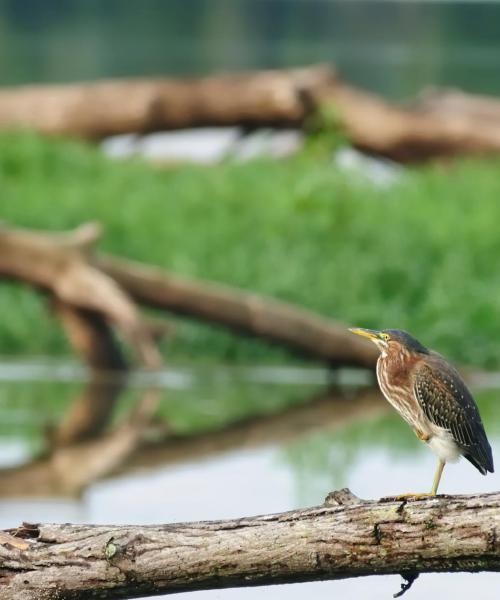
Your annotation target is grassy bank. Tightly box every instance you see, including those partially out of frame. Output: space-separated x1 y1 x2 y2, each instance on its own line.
2 132 500 368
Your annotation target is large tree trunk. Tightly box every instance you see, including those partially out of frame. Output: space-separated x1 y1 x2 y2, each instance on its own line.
2 66 500 161
1 490 498 599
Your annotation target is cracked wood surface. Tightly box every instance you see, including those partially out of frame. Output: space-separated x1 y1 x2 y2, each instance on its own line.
0 490 499 599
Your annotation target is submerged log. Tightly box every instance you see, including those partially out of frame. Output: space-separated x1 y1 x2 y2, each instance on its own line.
0 223 378 369
1 490 499 599
2 66 500 161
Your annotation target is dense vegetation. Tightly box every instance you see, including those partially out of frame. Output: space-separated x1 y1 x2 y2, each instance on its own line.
2 132 500 369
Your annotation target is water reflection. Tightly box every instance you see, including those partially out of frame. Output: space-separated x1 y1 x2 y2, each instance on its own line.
0 371 385 498
0 362 498 600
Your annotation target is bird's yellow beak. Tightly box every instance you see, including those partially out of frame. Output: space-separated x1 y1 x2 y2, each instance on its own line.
348 327 382 342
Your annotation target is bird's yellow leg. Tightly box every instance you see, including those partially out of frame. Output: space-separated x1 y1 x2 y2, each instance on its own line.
395 460 446 500
430 460 445 496
393 460 445 500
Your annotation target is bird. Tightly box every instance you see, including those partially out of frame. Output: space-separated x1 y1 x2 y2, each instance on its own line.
348 328 494 497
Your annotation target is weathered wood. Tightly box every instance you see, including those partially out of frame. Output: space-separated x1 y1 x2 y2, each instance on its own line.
2 66 500 161
97 255 378 369
1 491 498 599
417 87 500 124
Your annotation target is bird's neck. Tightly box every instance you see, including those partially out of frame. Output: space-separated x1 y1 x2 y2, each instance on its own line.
377 347 414 385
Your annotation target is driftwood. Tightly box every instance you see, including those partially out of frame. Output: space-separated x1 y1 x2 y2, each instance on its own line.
2 65 500 161
1 490 498 599
0 223 378 369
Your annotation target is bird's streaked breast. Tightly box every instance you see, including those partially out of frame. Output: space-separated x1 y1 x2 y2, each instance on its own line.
376 353 424 430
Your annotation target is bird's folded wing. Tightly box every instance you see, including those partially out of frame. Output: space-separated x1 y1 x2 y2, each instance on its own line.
413 358 493 474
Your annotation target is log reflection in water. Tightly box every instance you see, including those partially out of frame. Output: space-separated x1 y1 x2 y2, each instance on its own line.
0 383 160 497
122 387 387 474
0 381 385 498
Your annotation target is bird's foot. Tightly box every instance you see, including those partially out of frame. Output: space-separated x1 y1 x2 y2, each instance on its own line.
393 492 435 501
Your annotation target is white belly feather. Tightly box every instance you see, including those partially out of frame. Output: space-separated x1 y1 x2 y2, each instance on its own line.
427 426 461 463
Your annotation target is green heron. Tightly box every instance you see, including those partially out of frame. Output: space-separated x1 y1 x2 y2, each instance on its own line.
349 328 494 496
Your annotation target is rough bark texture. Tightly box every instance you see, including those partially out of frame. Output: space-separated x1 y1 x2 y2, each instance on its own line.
0 490 498 599
2 65 500 161
0 223 378 369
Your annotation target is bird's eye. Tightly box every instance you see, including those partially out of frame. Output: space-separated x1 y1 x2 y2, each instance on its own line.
381 333 390 341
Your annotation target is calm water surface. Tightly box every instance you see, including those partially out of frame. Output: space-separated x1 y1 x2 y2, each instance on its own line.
0 360 498 599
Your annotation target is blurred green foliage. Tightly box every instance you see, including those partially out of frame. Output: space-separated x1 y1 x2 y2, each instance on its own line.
2 132 500 368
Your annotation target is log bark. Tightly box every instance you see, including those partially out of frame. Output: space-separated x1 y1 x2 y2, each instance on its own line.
0 223 378 369
1 490 499 599
2 65 500 161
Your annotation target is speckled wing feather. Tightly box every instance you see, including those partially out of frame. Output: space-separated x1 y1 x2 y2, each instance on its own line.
413 353 494 475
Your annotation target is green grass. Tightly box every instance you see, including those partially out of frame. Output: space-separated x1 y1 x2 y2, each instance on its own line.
2 131 500 368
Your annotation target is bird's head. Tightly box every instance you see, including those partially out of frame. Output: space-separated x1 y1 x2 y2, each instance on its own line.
348 328 429 357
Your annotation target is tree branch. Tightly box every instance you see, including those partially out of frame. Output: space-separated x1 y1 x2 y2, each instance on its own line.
1 491 498 599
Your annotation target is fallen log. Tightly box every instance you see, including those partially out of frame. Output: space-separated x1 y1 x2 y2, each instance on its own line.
2 65 500 161
97 255 378 369
0 67 329 138
1 490 498 599
0 223 163 369
0 223 378 369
